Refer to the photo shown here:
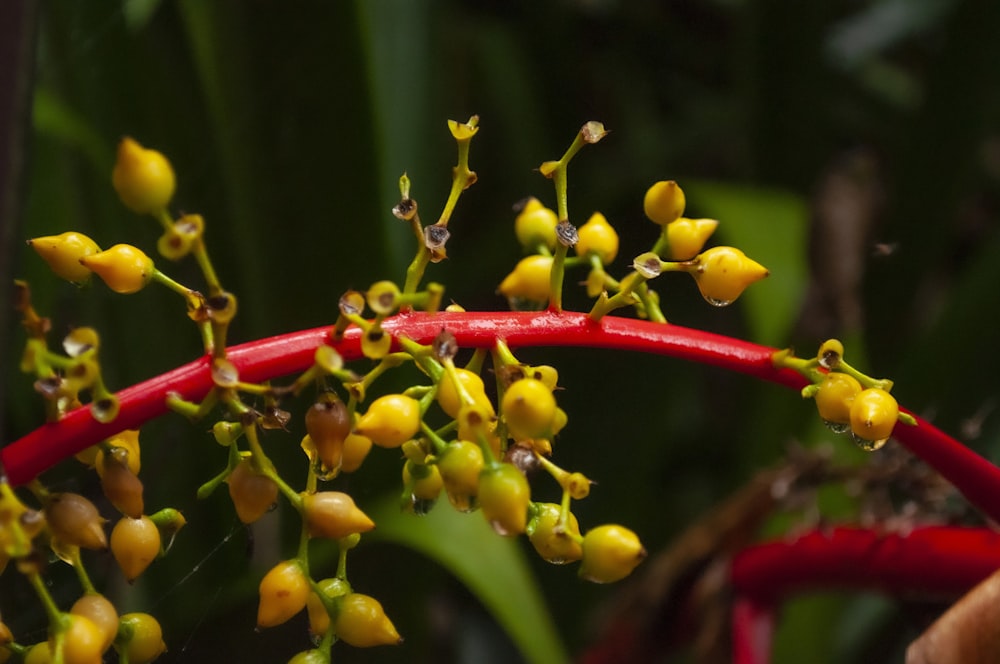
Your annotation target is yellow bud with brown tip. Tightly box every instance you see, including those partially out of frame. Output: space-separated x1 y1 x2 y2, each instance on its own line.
333 593 402 647
257 560 309 628
665 217 718 260
575 212 619 265
301 491 375 539
112 137 175 215
643 180 686 225
79 244 155 294
691 246 769 306
28 232 101 284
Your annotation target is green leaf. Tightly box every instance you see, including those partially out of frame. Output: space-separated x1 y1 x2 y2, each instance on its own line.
684 181 809 347
366 495 570 664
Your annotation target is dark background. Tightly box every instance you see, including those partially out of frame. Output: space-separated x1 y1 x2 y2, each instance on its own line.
2 1 1000 662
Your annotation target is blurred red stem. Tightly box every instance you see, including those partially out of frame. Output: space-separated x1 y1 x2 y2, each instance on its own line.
732 598 774 664
4 311 1000 523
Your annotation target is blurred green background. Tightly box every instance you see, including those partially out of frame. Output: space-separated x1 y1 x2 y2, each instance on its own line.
3 0 1000 662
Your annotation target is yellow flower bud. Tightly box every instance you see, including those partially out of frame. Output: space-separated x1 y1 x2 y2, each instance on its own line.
643 180 686 225
477 464 530 536
664 217 718 260
301 491 375 539
691 246 769 306
502 378 557 441
528 503 583 564
333 593 402 647
850 387 899 449
514 198 558 250
28 232 101 284
355 394 421 448
436 368 490 420
112 137 175 215
257 560 310 628
579 524 647 583
79 244 155 294
498 255 553 305
115 613 166 664
575 212 619 265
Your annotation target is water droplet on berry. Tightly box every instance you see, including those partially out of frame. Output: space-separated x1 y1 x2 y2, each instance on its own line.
702 295 733 307
851 432 888 451
409 496 436 516
823 420 851 434
490 520 512 537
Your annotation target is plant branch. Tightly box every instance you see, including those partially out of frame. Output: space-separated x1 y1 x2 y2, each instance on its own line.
5 312 1000 526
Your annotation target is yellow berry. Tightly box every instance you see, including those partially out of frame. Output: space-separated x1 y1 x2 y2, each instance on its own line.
55 614 105 664
45 493 107 550
436 368 490 419
333 593 402 648
306 577 351 637
257 560 310 628
340 433 373 473
70 594 118 654
79 244 155 294
813 372 862 426
664 217 718 260
574 212 619 265
111 137 175 215
514 199 559 250
110 515 161 582
579 524 647 583
437 440 484 512
288 649 327 664
301 491 375 539
28 232 101 284
643 180 686 225
403 460 444 503
227 459 278 524
477 464 530 536
691 246 769 306
501 378 557 441
850 388 899 446
528 503 583 564
115 613 166 664
498 255 553 304
355 394 421 448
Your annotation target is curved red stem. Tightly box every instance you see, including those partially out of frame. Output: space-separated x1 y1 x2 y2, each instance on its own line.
4 311 1000 525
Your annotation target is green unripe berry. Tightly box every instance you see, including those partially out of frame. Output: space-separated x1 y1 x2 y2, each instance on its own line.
437 440 484 512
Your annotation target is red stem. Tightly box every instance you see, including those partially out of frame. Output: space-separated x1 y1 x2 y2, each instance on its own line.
4 311 1000 524
730 525 1000 604
731 597 775 664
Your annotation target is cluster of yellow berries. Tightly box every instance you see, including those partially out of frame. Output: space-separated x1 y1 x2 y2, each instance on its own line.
499 176 768 319
6 120 782 663
777 339 914 451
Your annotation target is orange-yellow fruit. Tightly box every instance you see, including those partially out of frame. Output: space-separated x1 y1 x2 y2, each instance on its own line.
116 613 166 663
112 137 175 215
301 491 375 539
54 614 105 664
79 244 155 294
340 433 373 473
110 515 161 582
257 560 310 628
227 459 278 524
333 593 402 648
28 232 101 284
70 594 119 653
355 394 421 449
579 524 647 583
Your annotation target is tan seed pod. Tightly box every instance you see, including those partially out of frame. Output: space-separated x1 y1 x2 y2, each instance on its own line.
227 459 278 524
98 453 144 518
45 493 107 550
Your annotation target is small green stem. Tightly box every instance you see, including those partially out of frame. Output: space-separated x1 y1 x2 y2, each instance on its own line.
191 241 222 296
